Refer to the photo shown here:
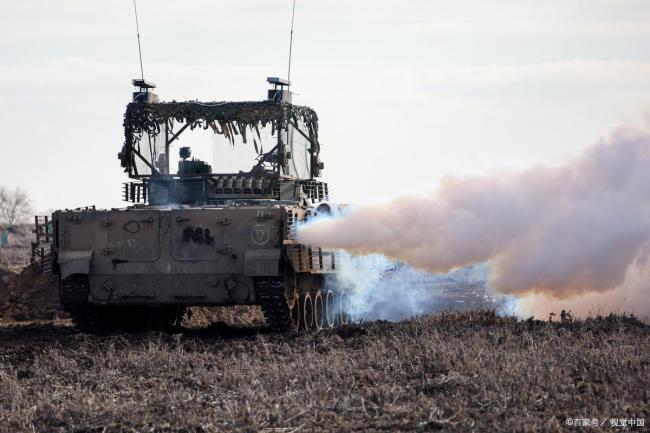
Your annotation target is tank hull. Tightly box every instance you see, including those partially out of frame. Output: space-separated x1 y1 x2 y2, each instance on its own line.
51 203 340 331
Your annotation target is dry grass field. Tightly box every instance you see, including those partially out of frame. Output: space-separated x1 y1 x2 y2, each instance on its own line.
0 310 648 433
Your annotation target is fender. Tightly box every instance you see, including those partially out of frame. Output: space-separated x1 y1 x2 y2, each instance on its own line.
57 250 93 279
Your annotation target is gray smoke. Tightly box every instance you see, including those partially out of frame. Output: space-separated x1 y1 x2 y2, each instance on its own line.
299 126 650 320
328 254 498 321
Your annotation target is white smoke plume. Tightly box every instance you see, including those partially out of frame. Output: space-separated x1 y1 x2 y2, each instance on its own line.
300 126 650 320
329 254 496 322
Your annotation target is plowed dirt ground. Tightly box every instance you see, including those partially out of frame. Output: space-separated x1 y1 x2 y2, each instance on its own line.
1 262 649 432
1 310 648 433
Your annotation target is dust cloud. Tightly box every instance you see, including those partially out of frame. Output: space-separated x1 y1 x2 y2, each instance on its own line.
299 126 650 320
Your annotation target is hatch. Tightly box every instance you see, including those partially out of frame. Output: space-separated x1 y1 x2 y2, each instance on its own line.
107 210 161 261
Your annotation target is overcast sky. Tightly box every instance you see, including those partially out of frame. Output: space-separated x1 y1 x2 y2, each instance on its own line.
2 0 650 212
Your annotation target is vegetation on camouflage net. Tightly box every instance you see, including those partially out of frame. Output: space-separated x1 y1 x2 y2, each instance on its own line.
120 101 319 172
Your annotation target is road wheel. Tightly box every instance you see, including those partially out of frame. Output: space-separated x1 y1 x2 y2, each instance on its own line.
314 291 324 331
288 294 300 332
302 292 313 331
339 291 349 325
325 290 335 328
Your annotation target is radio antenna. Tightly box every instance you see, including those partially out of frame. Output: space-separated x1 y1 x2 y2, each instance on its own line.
133 0 145 80
287 0 296 84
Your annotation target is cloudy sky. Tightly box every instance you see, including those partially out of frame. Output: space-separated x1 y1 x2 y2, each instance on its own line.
2 0 650 212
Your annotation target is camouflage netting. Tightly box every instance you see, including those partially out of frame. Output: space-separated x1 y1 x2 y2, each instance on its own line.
121 101 319 171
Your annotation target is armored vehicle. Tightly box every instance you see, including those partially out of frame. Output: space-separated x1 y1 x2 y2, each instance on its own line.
47 77 346 332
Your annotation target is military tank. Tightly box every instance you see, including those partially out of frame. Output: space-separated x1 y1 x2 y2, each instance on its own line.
48 77 347 332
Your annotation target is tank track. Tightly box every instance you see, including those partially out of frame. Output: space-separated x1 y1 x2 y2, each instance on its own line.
60 275 185 333
256 278 294 332
59 274 104 332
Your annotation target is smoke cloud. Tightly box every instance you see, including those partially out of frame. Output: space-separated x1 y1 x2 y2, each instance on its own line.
299 126 650 320
328 254 497 322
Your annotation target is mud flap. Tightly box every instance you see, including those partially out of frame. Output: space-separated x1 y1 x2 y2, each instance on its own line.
58 250 93 279
244 249 281 276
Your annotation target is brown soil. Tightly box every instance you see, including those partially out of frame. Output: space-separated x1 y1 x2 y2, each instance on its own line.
186 305 266 329
0 265 647 432
0 312 648 433
0 266 15 289
0 266 61 322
